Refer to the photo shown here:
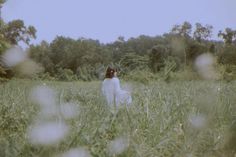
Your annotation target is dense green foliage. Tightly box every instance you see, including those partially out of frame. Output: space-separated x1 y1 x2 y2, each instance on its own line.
26 22 236 81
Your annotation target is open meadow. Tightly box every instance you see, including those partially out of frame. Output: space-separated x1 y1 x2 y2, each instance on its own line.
1 0 236 156
1 79 236 157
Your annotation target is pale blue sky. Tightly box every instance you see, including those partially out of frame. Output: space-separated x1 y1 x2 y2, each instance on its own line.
2 0 236 45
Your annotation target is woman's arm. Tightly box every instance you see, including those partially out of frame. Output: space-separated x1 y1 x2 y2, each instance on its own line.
113 77 121 93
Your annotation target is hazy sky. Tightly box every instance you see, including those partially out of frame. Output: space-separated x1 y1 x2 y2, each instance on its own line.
2 0 236 45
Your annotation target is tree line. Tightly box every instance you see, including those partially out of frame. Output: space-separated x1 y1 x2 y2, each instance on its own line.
0 1 236 81
28 21 236 81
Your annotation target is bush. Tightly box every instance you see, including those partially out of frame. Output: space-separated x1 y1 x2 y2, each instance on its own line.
170 66 199 81
0 77 9 83
186 41 208 64
217 45 236 65
123 69 160 84
33 72 56 81
220 64 236 81
149 45 171 72
56 68 77 81
76 66 95 81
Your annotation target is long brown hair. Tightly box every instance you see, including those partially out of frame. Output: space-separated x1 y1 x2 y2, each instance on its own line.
105 67 117 79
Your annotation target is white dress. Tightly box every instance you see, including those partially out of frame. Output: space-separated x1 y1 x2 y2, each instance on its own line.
102 77 132 107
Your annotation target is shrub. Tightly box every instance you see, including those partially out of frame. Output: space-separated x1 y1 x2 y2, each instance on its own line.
217 45 236 65
56 68 77 81
123 69 160 84
170 66 199 81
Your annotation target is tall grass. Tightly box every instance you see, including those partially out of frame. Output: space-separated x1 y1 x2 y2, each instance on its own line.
0 79 236 157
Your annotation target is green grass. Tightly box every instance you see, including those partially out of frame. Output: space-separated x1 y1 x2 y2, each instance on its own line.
1 79 236 157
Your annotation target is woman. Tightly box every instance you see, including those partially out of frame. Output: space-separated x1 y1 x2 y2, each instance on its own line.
102 67 132 109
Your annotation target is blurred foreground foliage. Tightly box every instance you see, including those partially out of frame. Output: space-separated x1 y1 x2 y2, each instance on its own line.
1 80 236 156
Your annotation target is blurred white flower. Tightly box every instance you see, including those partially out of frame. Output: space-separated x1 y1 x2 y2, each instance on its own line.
61 148 91 157
195 53 218 80
28 121 69 145
30 85 56 107
196 53 214 66
189 114 207 129
60 102 80 119
30 86 59 117
1 46 27 67
107 136 129 155
16 59 43 76
122 83 132 93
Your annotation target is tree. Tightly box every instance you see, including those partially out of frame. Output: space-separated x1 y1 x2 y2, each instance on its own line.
2 19 36 45
29 41 54 74
193 23 213 42
36 36 110 79
218 28 236 45
0 1 38 79
116 36 125 43
149 45 170 72
126 35 163 55
0 0 6 19
218 45 236 65
119 53 149 71
0 0 6 4
171 21 192 38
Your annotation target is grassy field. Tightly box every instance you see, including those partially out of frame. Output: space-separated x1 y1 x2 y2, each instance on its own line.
0 79 236 157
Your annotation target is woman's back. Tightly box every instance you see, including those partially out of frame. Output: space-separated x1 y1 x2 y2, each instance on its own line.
102 77 120 105
102 77 131 107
